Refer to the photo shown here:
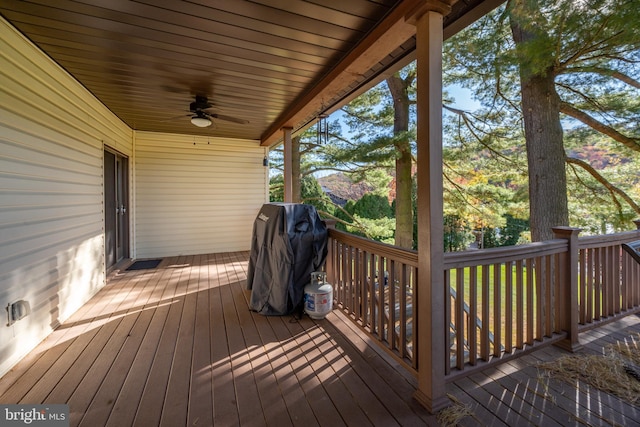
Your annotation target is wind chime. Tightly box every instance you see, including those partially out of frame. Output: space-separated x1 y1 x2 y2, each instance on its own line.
316 111 329 145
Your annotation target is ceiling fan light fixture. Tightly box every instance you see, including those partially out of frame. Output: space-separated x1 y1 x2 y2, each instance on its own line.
191 115 211 127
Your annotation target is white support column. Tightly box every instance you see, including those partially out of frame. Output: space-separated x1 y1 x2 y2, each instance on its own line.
410 1 452 414
282 127 293 203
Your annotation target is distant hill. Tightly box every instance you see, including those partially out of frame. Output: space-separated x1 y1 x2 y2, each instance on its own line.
567 144 634 170
317 173 373 206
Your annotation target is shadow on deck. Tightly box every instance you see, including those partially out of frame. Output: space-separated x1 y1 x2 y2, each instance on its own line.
0 252 638 426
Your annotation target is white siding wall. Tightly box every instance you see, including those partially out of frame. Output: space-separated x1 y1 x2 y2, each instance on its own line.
0 18 132 376
134 132 267 258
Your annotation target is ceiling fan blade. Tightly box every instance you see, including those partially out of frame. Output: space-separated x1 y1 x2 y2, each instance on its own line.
209 113 249 124
157 113 190 122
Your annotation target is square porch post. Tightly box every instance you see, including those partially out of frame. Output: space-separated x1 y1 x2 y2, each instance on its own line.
282 126 293 202
552 226 583 352
409 0 454 413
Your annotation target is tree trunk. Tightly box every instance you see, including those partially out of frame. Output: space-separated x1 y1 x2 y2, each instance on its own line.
292 135 301 203
510 7 569 241
386 73 414 248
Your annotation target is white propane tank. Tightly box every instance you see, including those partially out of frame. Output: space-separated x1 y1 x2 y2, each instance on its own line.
304 271 333 319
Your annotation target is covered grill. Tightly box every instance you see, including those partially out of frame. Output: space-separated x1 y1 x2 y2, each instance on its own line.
246 203 327 315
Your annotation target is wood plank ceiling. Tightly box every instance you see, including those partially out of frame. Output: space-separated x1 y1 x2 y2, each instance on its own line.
0 0 502 145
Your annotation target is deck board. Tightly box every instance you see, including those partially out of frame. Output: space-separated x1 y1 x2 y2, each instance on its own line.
266 315 345 427
104 260 179 426
186 255 215 427
283 316 375 427
129 256 190 427
159 257 198 427
499 357 625 427
526 348 640 426
70 271 160 426
209 256 240 427
1 252 640 426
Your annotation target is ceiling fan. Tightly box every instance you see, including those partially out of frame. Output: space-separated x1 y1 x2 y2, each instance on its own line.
186 95 249 127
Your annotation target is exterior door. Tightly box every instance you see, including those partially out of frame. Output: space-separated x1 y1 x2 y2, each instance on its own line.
104 149 129 269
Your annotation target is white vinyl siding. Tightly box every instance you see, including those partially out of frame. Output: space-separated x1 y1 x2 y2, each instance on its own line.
134 132 267 258
0 15 268 378
0 18 132 376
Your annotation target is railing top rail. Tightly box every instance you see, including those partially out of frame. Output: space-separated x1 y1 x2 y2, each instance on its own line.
578 229 640 249
329 226 640 270
443 239 568 269
328 228 418 267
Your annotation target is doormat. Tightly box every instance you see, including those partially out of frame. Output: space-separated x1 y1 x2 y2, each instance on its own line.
126 259 162 271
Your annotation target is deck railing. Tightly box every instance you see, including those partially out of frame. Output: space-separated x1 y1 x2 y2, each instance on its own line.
443 235 571 378
325 228 418 375
578 230 640 328
326 221 640 381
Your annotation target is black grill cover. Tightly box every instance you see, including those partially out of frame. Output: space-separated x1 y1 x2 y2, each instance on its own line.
246 203 327 315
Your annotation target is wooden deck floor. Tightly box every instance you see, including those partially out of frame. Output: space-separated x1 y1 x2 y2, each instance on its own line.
1 252 639 426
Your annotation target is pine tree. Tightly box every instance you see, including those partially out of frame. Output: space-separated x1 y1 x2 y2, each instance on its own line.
444 0 640 240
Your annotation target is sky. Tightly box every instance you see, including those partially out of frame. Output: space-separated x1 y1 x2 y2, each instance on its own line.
446 83 482 112
306 83 481 179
